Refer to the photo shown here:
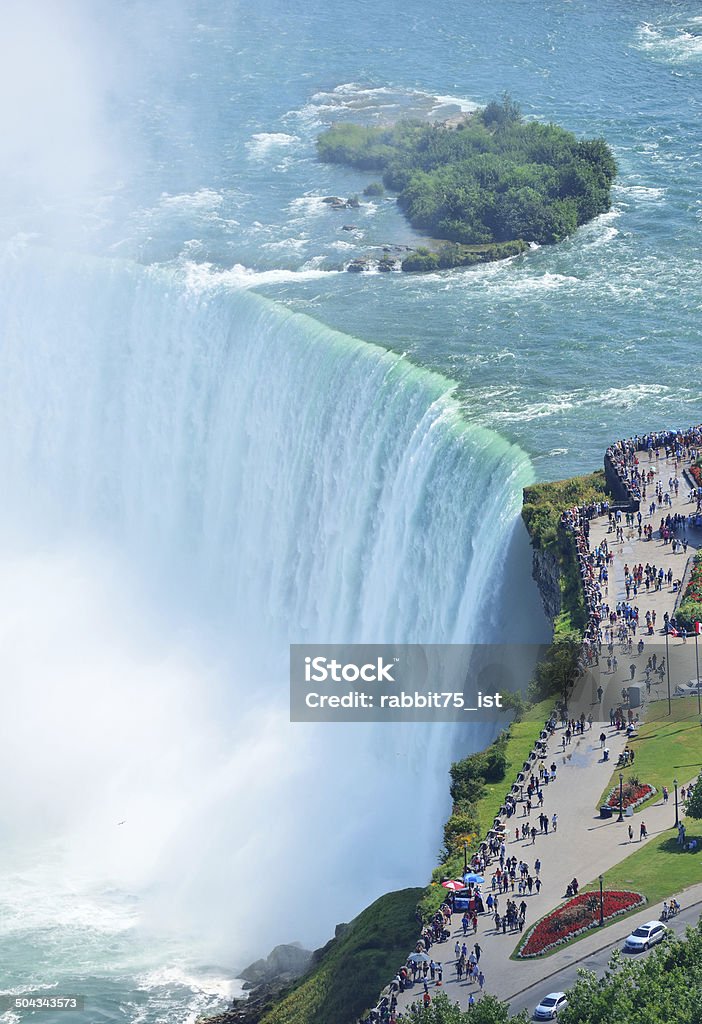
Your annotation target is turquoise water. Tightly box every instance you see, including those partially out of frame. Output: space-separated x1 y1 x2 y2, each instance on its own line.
1 1 701 1020
35 0 699 476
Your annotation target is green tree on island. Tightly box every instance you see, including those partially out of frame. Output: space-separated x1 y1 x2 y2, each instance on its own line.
317 96 616 254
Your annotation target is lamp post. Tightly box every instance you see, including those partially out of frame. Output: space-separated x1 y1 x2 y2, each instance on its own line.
617 772 624 822
463 840 468 874
598 874 605 927
674 778 679 829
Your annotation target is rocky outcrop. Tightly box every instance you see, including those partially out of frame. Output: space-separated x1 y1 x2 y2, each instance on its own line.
321 195 359 210
531 547 562 622
239 943 312 987
200 944 313 1024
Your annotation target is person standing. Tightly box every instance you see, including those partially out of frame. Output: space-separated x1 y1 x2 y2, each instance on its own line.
474 942 481 963
640 820 648 840
628 824 633 842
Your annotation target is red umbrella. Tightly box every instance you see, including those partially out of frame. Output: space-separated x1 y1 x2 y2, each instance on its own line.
441 879 467 891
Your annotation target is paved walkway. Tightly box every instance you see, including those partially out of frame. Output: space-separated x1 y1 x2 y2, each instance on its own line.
584 449 702 720
393 448 702 1016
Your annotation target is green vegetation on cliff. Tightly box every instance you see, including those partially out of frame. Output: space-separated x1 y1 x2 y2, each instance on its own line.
258 889 422 1024
522 470 607 638
317 95 616 250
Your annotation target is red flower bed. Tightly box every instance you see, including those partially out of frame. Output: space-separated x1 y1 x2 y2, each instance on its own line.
517 890 646 957
606 781 654 809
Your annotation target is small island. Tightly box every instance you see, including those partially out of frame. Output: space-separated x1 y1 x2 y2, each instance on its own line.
317 95 617 271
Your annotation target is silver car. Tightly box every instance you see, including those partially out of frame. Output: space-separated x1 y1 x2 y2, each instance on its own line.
534 992 568 1019
624 920 667 951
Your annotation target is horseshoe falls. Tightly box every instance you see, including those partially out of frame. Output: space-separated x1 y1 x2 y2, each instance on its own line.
10 0 702 1015
0 243 535 1014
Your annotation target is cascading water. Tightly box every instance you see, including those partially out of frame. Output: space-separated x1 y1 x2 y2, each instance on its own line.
0 242 536 999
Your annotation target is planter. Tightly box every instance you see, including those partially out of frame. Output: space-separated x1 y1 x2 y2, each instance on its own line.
605 782 655 812
516 890 646 958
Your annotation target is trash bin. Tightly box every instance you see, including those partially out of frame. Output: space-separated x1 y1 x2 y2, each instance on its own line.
600 805 613 819
628 684 642 709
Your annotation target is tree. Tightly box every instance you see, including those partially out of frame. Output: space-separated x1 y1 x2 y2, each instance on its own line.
686 774 702 820
559 924 702 1023
401 991 529 1023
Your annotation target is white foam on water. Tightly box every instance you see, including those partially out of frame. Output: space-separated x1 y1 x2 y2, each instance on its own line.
158 189 225 212
246 132 300 160
183 260 339 290
635 22 702 62
614 183 667 202
261 236 310 254
488 382 672 424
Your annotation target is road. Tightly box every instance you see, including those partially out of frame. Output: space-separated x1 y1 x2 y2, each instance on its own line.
507 904 702 1019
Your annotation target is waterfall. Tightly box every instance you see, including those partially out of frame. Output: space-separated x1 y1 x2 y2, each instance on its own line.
0 242 534 961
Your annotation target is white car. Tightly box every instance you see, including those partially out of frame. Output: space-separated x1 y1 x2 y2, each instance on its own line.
534 992 568 1020
624 920 667 951
674 680 702 696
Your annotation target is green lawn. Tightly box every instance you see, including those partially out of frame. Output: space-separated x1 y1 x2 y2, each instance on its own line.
476 698 555 835
511 822 702 959
589 827 702 907
596 696 702 813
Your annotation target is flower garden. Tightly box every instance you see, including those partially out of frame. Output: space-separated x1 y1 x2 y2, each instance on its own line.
606 778 655 811
675 552 702 630
516 890 646 957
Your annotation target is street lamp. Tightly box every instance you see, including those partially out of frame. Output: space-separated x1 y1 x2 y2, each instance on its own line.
674 778 679 829
598 874 604 927
617 772 624 822
463 840 468 874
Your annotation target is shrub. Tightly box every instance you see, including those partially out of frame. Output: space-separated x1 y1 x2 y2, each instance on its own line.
401 248 440 272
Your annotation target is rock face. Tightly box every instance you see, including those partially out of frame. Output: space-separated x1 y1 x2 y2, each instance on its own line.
321 195 358 210
531 547 562 622
239 943 312 987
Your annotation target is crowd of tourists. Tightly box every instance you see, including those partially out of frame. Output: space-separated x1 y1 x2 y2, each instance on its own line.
361 713 565 1023
562 424 702 665
606 425 702 504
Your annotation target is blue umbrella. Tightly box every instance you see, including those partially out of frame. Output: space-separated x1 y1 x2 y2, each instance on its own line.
463 872 485 885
